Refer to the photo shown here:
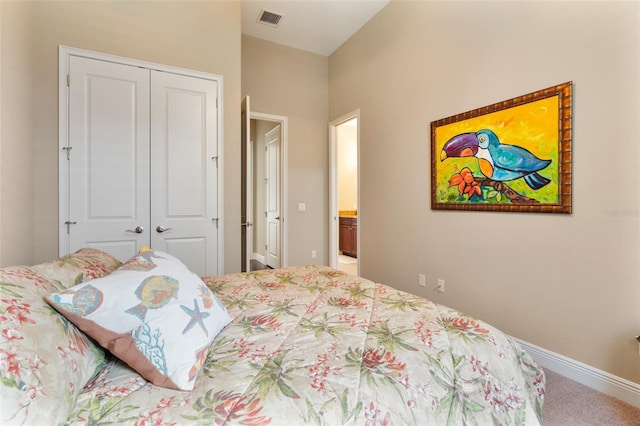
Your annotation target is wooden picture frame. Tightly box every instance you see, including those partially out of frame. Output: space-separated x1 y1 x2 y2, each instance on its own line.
431 82 572 213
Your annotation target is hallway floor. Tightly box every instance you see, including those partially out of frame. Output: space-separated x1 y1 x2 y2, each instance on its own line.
337 254 357 275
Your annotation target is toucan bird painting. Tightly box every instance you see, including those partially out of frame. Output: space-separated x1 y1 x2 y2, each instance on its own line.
441 129 552 190
430 82 573 213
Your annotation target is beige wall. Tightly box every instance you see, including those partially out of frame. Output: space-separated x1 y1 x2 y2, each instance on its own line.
330 1 640 383
1 1 35 266
0 1 242 272
242 35 329 266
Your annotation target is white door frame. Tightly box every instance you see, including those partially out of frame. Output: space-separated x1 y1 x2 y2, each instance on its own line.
329 109 360 272
58 45 225 273
251 112 288 268
241 96 252 272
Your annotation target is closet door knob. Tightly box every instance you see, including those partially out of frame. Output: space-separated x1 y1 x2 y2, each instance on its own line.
156 225 172 233
126 226 144 234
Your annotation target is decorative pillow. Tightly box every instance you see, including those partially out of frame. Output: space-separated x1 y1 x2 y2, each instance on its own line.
45 249 231 390
31 247 122 290
0 266 106 425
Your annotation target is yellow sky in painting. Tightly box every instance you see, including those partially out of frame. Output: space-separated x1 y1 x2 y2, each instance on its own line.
435 95 559 203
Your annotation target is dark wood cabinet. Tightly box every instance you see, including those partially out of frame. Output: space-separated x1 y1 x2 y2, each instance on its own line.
339 217 357 258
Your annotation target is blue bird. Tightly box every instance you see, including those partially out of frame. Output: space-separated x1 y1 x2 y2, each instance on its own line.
441 129 552 190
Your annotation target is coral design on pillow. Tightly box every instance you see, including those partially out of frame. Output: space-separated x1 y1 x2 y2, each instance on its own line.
125 275 179 320
133 322 168 376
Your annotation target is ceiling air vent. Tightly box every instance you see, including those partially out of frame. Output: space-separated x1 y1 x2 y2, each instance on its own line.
258 9 284 27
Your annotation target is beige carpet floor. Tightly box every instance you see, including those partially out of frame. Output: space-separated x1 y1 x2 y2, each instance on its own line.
542 369 640 425
337 254 358 276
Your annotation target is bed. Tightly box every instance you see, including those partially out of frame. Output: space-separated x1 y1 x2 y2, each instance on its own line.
1 250 544 425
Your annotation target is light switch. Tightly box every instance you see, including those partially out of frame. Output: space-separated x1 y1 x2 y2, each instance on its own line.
298 203 306 212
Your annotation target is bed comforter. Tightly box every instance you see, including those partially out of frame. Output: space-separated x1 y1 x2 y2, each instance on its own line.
61 265 544 425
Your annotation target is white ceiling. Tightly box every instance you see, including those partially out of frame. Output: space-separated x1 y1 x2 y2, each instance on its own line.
241 0 390 56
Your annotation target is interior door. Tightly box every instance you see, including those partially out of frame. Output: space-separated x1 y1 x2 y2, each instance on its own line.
265 125 281 268
67 55 150 261
241 97 253 272
150 71 218 276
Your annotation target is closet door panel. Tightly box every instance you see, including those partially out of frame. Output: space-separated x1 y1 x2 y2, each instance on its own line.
166 89 205 216
67 56 150 261
150 71 218 276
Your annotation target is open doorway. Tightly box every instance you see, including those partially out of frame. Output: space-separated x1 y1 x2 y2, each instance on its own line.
329 110 359 275
241 97 288 272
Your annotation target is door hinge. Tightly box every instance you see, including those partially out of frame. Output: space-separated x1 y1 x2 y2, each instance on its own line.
67 74 70 86
212 218 219 228
211 156 218 167
62 146 72 160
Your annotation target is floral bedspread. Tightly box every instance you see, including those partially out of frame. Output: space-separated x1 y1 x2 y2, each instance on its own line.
65 265 544 425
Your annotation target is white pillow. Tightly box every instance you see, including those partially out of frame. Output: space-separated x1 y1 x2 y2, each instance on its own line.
46 249 230 390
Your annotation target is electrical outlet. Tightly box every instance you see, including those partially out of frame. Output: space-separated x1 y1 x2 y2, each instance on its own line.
418 274 426 287
437 279 445 293
311 250 317 259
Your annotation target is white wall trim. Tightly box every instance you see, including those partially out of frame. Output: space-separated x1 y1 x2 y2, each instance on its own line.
515 338 640 408
252 252 266 265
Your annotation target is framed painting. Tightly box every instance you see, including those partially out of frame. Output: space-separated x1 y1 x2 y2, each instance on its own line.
430 81 572 213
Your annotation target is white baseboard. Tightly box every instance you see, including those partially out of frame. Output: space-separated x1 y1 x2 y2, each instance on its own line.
515 338 640 408
252 252 265 264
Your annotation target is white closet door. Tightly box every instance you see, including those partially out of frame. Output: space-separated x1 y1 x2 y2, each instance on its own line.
150 71 218 276
67 56 150 261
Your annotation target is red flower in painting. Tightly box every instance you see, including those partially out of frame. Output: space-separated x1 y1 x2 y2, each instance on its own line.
449 167 482 199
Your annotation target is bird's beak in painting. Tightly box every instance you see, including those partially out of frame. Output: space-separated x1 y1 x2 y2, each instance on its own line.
441 132 479 161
